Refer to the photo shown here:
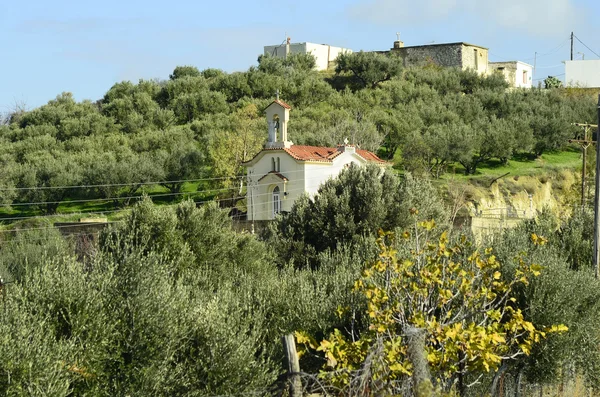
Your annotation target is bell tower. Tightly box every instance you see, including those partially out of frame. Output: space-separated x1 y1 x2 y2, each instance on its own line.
264 93 293 149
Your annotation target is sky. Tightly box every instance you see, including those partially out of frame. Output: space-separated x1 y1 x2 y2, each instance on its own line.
0 0 599 112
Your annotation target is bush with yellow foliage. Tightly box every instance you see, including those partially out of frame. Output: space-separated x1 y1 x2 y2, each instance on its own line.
297 221 567 396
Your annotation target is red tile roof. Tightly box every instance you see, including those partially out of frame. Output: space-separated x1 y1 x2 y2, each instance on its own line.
356 149 387 163
243 144 388 166
284 145 341 162
283 145 387 164
269 99 292 109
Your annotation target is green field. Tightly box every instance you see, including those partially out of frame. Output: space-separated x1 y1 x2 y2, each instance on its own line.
444 148 582 180
0 181 234 228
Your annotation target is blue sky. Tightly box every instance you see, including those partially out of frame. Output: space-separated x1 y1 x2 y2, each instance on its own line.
1 0 598 112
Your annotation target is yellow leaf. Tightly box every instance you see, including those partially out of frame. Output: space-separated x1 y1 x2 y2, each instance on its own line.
549 324 569 333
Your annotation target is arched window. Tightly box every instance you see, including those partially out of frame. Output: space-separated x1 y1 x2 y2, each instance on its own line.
276 157 281 172
272 186 281 218
272 158 276 171
273 114 280 141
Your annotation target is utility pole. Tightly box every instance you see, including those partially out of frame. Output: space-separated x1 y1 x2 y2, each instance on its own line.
569 123 598 206
533 52 537 82
594 94 600 279
571 32 574 61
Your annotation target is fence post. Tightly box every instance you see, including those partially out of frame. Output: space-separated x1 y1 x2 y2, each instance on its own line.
405 326 432 396
282 334 302 397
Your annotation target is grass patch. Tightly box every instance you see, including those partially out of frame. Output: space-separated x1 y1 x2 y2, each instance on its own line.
443 149 581 181
0 181 226 226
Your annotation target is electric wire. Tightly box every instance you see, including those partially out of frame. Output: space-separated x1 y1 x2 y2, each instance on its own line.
573 35 600 59
0 169 358 235
532 73 564 82
489 37 570 62
0 162 356 210
0 184 318 234
534 63 566 69
0 162 352 193
0 175 249 192
4 186 237 208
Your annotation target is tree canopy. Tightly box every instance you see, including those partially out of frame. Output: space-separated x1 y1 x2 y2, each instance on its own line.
0 52 595 216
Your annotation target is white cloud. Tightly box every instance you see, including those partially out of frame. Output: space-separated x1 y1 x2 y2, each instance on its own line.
347 0 583 37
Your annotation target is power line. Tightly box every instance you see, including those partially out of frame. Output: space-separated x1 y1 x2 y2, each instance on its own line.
0 175 247 192
0 164 338 193
4 186 237 208
489 37 570 62
573 34 600 59
0 164 378 234
532 73 564 82
0 164 355 211
0 181 327 234
534 63 565 69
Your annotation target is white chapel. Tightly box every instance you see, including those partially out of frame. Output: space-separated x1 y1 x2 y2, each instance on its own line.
243 98 387 221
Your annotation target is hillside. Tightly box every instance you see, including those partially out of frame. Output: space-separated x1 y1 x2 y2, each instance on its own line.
2 52 600 396
0 52 597 223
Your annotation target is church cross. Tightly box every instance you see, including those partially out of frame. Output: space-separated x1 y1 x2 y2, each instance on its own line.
276 89 280 100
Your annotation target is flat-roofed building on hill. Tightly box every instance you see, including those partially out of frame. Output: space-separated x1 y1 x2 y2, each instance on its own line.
565 60 600 88
263 39 352 71
489 61 534 88
377 38 533 88
386 39 489 75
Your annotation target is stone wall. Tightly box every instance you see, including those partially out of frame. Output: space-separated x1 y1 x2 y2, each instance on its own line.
391 43 488 74
489 62 518 86
461 44 489 74
392 43 463 69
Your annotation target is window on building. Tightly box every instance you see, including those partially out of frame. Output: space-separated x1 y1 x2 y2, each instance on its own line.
474 49 478 70
523 70 528 84
276 157 281 172
271 158 276 172
272 186 281 218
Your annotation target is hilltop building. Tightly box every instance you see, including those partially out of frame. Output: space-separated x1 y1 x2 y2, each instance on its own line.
388 39 490 75
565 60 600 88
380 38 533 88
489 61 534 88
263 38 352 71
243 98 386 221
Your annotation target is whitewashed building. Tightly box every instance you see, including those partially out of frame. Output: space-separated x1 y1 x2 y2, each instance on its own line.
489 61 534 88
263 40 352 71
565 60 600 88
243 99 386 220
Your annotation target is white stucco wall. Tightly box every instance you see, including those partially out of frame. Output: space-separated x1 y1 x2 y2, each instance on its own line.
304 150 367 195
246 152 305 220
246 148 371 220
515 62 533 88
566 60 600 88
263 42 352 71
488 61 533 88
